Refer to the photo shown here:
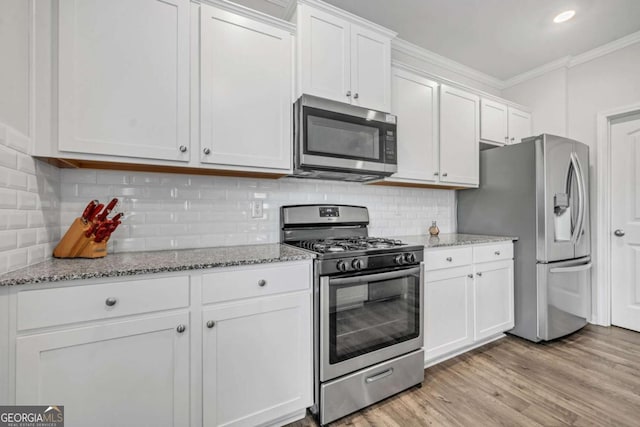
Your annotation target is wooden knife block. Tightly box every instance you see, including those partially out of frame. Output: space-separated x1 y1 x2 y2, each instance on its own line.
53 217 109 259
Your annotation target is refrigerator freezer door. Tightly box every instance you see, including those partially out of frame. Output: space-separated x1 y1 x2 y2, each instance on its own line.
537 257 591 341
537 135 580 262
573 141 591 258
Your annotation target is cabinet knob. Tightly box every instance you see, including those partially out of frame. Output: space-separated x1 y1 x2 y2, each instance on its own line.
504 136 509 142
105 297 117 307
203 147 211 155
176 324 187 333
442 172 448 177
433 172 439 176
446 257 453 262
495 251 501 256
258 279 267 287
477 272 483 277
346 91 352 97
467 274 473 278
206 320 215 329
510 137 515 142
179 145 188 153
353 93 359 99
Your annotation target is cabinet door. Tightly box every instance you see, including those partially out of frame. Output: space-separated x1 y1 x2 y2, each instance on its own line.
425 266 474 362
298 4 351 104
474 260 515 340
439 85 480 186
507 107 532 145
58 0 190 162
202 292 312 427
480 99 508 144
16 313 190 427
350 25 391 112
200 5 292 171
390 68 439 183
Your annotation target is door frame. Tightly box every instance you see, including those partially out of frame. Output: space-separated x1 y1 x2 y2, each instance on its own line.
595 102 640 326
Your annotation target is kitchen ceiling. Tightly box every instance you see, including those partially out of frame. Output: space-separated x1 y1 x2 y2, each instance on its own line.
232 0 640 80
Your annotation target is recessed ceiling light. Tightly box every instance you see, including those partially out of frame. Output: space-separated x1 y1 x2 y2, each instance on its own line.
553 10 576 23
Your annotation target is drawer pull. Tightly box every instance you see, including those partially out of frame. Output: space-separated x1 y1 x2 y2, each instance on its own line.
446 257 453 262
176 324 186 333
468 274 473 278
495 251 501 256
258 279 267 287
105 297 117 307
366 368 394 383
477 272 483 277
206 320 215 329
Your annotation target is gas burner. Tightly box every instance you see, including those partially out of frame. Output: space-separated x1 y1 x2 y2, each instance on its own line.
296 237 407 254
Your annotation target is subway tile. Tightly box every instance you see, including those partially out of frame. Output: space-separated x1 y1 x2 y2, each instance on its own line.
0 145 17 169
7 248 28 272
0 230 18 251
17 229 37 248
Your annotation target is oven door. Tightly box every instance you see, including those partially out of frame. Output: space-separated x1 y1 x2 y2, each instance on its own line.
320 265 423 382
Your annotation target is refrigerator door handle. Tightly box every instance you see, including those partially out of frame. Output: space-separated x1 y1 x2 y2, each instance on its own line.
549 262 592 274
570 152 586 244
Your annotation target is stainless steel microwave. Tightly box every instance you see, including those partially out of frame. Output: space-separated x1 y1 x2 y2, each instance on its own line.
292 95 398 182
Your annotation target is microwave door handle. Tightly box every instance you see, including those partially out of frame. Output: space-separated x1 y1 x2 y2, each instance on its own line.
329 266 421 286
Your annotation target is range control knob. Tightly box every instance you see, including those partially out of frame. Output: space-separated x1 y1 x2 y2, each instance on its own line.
394 255 406 265
352 259 364 270
336 260 349 272
404 253 416 264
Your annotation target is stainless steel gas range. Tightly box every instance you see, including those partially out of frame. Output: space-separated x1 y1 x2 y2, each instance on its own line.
280 204 425 425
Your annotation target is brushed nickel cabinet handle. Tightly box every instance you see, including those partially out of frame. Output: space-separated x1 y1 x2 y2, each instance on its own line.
176 324 186 333
203 147 211 155
614 229 625 237
446 257 453 262
258 279 267 287
179 145 188 153
105 297 117 307
495 251 501 255
346 91 351 97
206 320 215 329
477 272 483 277
354 93 359 99
442 172 448 177
467 274 473 278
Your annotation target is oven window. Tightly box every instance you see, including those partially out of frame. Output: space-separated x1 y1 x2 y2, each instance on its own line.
329 270 420 364
306 115 381 161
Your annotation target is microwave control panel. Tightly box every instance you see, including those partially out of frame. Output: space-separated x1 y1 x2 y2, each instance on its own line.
384 129 397 162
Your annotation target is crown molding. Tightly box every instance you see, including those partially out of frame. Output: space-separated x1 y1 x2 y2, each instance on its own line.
391 38 505 91
200 0 296 33
282 0 297 21
503 30 640 89
502 56 570 88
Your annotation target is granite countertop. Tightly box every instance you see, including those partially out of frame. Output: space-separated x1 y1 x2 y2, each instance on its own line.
394 233 518 248
0 244 315 287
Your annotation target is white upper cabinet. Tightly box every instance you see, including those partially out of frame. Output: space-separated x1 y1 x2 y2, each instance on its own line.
480 98 531 146
200 4 292 171
439 84 480 187
297 1 395 112
389 67 439 183
480 99 509 145
508 107 532 145
57 0 191 162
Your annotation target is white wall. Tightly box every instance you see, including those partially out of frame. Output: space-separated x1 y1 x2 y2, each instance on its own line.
59 170 456 253
501 41 640 323
0 0 61 274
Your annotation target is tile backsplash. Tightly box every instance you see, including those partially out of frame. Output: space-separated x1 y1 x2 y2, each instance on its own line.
0 144 61 274
60 169 456 253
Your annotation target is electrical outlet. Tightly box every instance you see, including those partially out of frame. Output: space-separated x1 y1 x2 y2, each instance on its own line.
251 200 263 219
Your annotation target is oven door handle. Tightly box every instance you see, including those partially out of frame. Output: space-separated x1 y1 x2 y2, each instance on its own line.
328 266 421 286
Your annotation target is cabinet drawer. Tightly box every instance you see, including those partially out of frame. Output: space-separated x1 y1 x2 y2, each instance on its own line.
17 276 190 331
202 262 311 304
473 243 513 264
425 247 473 271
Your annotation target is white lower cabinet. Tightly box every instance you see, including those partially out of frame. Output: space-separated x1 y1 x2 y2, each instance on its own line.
202 292 312 427
474 260 515 340
424 265 474 361
16 312 190 427
424 243 514 365
8 260 313 427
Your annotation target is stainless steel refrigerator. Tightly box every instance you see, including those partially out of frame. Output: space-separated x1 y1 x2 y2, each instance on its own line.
458 134 591 342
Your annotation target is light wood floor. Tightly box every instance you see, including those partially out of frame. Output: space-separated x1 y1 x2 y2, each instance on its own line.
288 325 640 426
